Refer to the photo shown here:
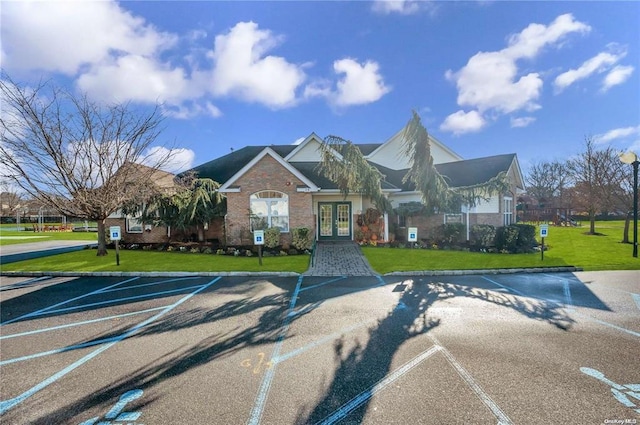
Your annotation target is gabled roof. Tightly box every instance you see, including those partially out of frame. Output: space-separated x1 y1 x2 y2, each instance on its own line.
435 154 519 188
218 147 319 192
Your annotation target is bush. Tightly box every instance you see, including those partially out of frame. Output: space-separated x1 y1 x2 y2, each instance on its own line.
470 224 496 249
264 227 281 249
291 227 313 250
441 223 465 245
495 224 537 253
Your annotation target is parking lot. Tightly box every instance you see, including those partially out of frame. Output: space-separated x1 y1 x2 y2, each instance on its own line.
1 271 638 424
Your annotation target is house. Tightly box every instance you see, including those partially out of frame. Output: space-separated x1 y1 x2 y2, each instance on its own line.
190 126 524 246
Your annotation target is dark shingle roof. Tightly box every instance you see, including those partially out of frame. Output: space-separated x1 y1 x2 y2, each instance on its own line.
435 154 516 188
189 144 516 192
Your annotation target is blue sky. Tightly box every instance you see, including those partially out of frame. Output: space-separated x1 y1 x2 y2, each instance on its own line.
2 1 639 176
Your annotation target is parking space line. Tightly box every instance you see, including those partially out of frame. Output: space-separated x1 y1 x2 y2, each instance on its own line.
99 276 201 293
482 276 640 339
299 276 347 293
0 306 168 340
316 345 442 425
429 335 513 425
0 276 52 292
275 320 377 365
247 275 304 425
0 277 222 415
24 285 205 318
1 277 140 326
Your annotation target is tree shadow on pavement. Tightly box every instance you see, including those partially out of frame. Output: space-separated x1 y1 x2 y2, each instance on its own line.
295 277 575 424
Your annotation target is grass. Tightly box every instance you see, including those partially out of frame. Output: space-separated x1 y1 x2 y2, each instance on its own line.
0 248 310 273
1 221 637 274
363 221 640 273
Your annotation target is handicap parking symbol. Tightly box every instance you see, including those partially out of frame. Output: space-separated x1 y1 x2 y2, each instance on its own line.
79 389 144 425
581 367 640 414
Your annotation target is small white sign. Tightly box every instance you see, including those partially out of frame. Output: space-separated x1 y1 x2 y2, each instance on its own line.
540 224 549 238
254 230 265 245
110 225 121 241
407 227 418 242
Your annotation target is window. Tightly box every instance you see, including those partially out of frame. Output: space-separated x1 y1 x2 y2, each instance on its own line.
250 191 289 232
126 216 143 233
503 197 513 226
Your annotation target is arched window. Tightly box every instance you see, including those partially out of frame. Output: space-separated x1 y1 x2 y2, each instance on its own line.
250 191 289 232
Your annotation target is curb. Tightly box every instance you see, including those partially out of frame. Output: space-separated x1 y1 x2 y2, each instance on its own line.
385 266 582 276
0 267 581 279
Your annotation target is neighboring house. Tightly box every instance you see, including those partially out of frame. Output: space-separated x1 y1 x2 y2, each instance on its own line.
191 127 525 246
105 164 182 244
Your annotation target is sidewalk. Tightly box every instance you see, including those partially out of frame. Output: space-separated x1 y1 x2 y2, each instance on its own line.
305 241 377 276
0 240 97 264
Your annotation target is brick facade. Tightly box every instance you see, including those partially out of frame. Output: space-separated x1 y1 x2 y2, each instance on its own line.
224 155 315 246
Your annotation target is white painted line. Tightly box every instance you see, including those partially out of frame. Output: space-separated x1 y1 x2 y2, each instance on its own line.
569 309 640 338
1 276 140 325
0 306 167 340
316 345 441 425
429 335 512 425
481 276 526 297
99 276 201 293
247 275 304 425
0 276 52 291
299 276 347 293
0 277 221 414
563 280 573 307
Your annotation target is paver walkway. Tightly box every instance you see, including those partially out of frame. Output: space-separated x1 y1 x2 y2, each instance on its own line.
304 241 377 276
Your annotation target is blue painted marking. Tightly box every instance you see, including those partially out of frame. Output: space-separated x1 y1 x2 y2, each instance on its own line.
481 276 526 296
299 276 347 293
316 346 441 425
571 310 640 338
99 276 201 293
0 276 51 292
0 306 167 340
633 294 640 311
247 275 304 425
581 367 640 413
1 276 140 326
275 320 376 364
104 389 143 420
26 284 204 318
0 277 221 415
563 280 573 307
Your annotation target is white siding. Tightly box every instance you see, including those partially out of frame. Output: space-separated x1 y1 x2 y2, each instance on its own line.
474 195 500 213
286 138 324 162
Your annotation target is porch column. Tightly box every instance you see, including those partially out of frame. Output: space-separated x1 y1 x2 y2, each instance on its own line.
383 212 389 242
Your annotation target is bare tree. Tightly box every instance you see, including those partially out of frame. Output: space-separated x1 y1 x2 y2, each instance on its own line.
0 74 175 255
525 160 570 208
566 137 625 235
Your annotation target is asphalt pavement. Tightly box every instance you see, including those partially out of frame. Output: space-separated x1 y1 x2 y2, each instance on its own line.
0 271 638 424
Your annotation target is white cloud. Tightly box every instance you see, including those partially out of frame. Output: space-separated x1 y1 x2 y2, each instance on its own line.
440 110 486 135
510 116 536 128
0 1 176 75
593 125 640 144
331 59 391 106
554 47 627 93
209 22 306 108
602 65 634 92
142 147 195 173
371 0 421 15
442 14 590 134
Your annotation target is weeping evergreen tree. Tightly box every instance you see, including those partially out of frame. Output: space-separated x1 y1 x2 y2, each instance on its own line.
317 135 393 212
131 173 224 241
317 110 510 216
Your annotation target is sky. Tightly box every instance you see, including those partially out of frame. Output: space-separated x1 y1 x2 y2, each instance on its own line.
2 0 639 177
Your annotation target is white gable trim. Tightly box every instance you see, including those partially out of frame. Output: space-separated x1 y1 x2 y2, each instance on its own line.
367 127 463 164
219 147 319 192
284 133 322 161
509 155 525 190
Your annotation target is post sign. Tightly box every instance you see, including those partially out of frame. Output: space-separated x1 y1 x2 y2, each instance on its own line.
407 227 418 242
540 224 549 238
254 230 264 245
110 226 121 241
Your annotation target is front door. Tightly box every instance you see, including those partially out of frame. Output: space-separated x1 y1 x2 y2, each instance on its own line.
318 202 351 240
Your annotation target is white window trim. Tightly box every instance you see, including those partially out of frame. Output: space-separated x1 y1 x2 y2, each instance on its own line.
503 196 513 226
126 216 144 233
250 190 290 233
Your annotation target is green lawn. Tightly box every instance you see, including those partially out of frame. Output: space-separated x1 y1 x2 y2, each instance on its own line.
1 221 638 274
0 249 310 273
363 221 640 273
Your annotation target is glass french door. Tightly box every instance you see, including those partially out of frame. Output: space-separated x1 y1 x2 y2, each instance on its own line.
318 202 351 240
